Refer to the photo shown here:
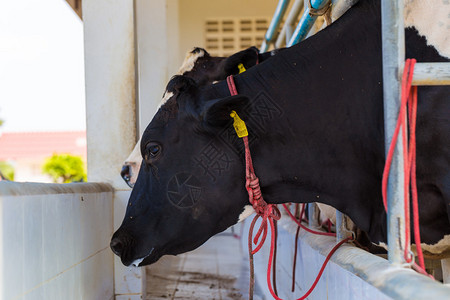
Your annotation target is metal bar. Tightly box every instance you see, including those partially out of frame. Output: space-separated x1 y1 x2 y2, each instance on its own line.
260 0 291 52
412 62 450 86
287 0 330 46
308 202 320 228
293 226 450 299
275 0 304 48
330 0 358 22
335 210 345 241
381 0 406 265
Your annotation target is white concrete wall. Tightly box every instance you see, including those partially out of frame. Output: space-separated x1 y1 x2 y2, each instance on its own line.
0 181 114 300
135 0 179 136
177 0 277 60
82 0 147 298
83 0 137 188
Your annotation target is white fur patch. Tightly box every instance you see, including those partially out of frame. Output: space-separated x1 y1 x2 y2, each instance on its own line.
131 257 145 267
131 247 154 267
377 234 450 257
177 48 206 74
238 205 255 222
159 91 174 108
122 49 207 185
413 234 450 256
404 0 450 58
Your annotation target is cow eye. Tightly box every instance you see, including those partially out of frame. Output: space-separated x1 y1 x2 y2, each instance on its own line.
144 143 161 160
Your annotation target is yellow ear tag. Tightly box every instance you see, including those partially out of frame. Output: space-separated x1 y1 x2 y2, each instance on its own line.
238 63 246 74
230 110 248 138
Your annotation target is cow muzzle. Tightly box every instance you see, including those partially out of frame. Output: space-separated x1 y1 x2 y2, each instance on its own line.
110 230 138 266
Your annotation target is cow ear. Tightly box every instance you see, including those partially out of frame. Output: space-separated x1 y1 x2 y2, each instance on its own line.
202 95 250 127
222 47 260 75
166 75 197 94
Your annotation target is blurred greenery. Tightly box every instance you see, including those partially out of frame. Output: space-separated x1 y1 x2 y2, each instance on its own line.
0 161 14 181
42 154 87 183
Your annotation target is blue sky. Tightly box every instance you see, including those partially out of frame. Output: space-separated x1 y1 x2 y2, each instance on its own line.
0 0 85 132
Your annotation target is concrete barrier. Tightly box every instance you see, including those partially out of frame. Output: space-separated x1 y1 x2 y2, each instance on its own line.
243 213 450 300
0 181 114 300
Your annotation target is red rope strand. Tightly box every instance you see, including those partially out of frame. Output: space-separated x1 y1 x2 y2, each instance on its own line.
282 204 336 237
381 59 426 272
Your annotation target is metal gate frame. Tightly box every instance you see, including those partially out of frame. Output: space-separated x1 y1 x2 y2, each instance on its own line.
255 0 450 298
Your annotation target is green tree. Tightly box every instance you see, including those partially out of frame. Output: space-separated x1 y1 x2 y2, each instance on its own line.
42 154 87 183
0 161 14 181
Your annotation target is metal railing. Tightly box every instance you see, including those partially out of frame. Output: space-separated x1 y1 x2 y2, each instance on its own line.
257 0 450 297
261 0 357 51
381 0 450 264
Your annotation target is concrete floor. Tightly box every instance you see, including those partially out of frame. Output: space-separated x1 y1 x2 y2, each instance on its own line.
144 226 263 300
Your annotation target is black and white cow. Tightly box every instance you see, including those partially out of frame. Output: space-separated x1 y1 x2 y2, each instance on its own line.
121 47 281 187
111 0 450 267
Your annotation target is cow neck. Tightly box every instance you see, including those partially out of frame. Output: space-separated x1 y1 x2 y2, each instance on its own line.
227 75 281 220
205 0 388 243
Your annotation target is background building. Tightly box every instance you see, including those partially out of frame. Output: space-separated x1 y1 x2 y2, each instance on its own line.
0 131 86 182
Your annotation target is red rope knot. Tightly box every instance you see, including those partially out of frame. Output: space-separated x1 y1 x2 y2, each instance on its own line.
250 204 280 255
246 172 281 255
246 173 281 220
246 174 262 207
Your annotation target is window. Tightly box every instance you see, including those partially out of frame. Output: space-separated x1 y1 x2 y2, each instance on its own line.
205 17 270 56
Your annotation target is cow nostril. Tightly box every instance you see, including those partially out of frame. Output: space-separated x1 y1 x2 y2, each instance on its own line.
110 237 124 256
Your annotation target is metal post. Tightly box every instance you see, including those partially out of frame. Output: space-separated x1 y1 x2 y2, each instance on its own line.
308 203 320 228
330 0 358 22
381 0 406 265
260 0 291 52
335 210 345 241
275 0 304 48
287 0 330 46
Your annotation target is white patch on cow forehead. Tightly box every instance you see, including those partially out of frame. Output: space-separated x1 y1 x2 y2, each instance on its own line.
177 48 205 74
404 0 450 58
158 91 174 108
238 205 255 222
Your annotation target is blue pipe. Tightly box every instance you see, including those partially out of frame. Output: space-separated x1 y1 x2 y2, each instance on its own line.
287 0 330 47
260 0 291 52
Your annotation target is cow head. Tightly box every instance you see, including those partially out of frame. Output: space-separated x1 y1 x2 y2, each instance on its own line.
111 76 252 266
120 46 276 188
